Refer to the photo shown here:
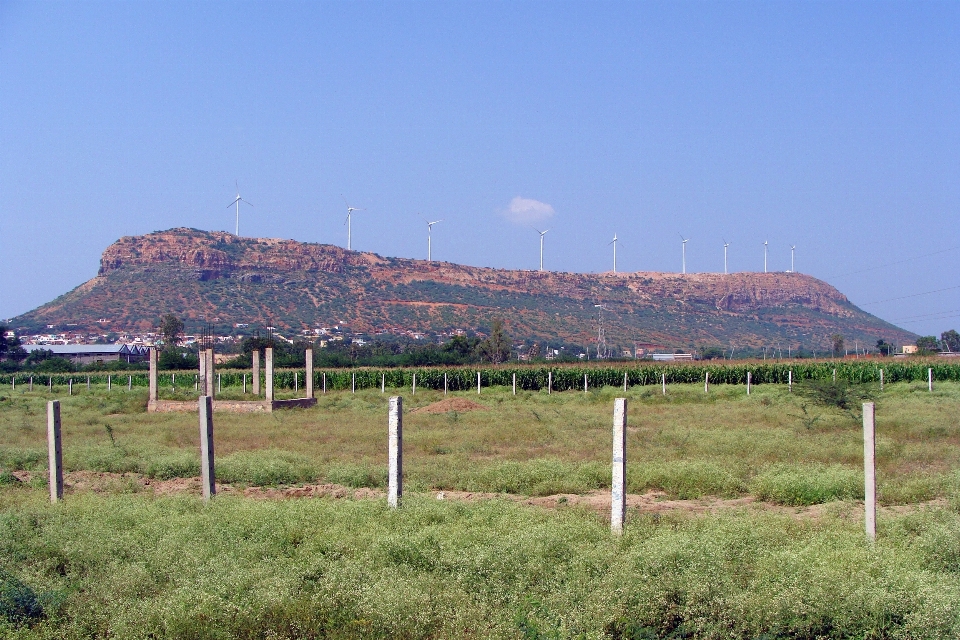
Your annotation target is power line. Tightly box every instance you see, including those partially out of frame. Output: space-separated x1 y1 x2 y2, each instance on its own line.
831 245 960 279
859 284 960 306
891 308 960 322
896 313 960 325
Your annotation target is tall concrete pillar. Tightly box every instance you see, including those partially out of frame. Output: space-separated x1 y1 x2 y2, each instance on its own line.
149 347 158 403
252 350 261 396
305 348 314 399
198 350 206 394
47 400 63 503
388 396 403 509
611 397 627 534
265 347 274 402
199 395 216 501
205 349 215 400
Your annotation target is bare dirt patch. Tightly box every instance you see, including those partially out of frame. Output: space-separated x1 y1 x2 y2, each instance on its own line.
411 398 489 414
15 470 944 520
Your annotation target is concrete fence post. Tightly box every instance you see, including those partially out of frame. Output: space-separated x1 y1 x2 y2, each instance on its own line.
623 372 628 392
548 371 552 394
305 348 314 399
205 350 214 399
704 372 709 394
199 352 207 394
388 396 403 509
788 370 793 393
323 372 328 394
243 374 246 394
30 376 34 391
252 350 261 396
477 371 481 395
445 373 448 395
10 377 13 391
863 401 876 541
149 347 158 403
611 397 627 535
512 373 516 395
172 373 175 393
294 372 298 393
880 369 884 391
128 375 132 391
194 375 198 391
661 373 666 395
218 373 222 394
69 379 73 396
412 373 417 395
352 373 356 394
47 400 63 503
265 347 274 403
833 368 837 382
107 375 110 391
87 375 90 391
747 371 752 395
48 377 52 392
584 373 588 393
928 368 933 392
199 395 216 502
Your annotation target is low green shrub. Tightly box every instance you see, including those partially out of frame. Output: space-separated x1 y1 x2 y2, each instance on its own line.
216 450 318 486
0 569 43 626
459 459 607 495
325 463 386 488
629 460 746 499
749 464 862 506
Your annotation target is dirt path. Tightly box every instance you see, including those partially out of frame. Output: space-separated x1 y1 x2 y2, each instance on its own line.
10 470 944 518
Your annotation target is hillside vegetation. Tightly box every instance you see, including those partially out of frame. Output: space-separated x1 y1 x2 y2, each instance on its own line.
11 228 913 351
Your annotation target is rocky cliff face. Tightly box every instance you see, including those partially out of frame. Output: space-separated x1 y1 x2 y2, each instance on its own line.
17 228 910 349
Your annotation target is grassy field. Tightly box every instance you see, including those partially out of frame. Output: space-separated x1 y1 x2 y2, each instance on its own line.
1 379 959 637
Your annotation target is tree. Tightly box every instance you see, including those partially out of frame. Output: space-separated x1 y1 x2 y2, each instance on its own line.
0 325 23 361
478 319 511 364
876 339 892 356
916 336 940 354
941 329 960 353
831 334 844 358
699 345 725 360
159 314 184 348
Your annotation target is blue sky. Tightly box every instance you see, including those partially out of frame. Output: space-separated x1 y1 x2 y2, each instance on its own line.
1 0 958 339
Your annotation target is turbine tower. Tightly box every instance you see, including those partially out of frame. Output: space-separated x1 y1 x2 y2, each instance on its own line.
227 182 253 236
723 239 730 275
790 245 796 273
425 217 443 261
594 304 607 359
532 227 549 271
763 240 768 273
609 234 619 273
342 196 365 251
680 234 689 274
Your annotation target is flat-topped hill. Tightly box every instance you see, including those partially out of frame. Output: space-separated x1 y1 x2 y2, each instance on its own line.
13 228 913 350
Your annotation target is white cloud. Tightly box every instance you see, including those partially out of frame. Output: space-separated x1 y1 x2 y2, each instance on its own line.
500 196 555 225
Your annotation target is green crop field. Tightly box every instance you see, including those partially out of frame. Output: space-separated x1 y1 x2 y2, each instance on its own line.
1 368 959 637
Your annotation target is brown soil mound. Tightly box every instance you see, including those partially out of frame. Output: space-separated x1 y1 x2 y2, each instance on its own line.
411 397 488 414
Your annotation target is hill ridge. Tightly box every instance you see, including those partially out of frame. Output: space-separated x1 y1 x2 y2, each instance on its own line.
13 228 913 351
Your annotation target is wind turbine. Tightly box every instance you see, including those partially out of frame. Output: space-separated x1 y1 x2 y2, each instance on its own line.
342 196 365 251
532 227 549 271
789 245 796 273
723 239 730 275
227 182 253 236
594 304 607 359
608 234 619 273
424 217 443 261
763 240 768 273
680 234 689 274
